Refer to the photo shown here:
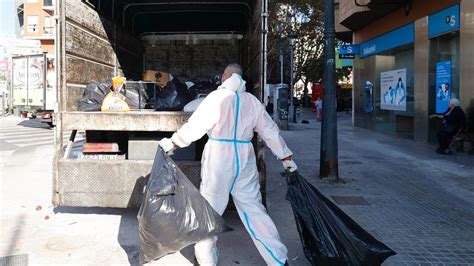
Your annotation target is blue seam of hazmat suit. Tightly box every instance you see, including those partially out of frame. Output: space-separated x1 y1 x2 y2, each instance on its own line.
170 73 292 266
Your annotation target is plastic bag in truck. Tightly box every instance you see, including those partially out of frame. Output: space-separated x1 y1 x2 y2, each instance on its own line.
155 79 193 111
123 81 149 109
188 81 215 99
138 147 231 264
285 171 396 266
101 77 130 112
78 80 112 111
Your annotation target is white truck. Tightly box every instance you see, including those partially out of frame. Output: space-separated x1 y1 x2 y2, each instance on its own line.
53 0 269 208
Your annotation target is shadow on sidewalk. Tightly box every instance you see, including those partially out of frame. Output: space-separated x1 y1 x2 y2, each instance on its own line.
17 118 53 130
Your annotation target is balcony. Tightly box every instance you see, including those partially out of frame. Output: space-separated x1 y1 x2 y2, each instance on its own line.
42 0 54 11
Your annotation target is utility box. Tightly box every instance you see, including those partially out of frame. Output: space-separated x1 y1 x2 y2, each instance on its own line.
269 83 289 130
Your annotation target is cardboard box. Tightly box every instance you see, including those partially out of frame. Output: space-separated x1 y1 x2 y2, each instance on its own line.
142 70 170 88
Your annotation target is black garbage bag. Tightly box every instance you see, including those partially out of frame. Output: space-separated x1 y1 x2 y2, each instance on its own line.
155 79 193 111
78 80 112 111
138 147 231 264
123 81 149 109
285 171 396 266
188 81 215 98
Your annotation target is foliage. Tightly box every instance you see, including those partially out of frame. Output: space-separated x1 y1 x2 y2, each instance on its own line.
268 0 325 99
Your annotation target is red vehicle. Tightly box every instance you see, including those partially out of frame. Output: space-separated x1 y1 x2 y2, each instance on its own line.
311 83 352 111
311 83 324 107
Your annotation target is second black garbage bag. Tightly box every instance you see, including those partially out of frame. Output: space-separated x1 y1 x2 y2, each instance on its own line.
138 147 231 264
285 171 396 266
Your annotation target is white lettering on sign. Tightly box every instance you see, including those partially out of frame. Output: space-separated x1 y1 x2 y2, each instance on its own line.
445 15 456 27
363 45 376 55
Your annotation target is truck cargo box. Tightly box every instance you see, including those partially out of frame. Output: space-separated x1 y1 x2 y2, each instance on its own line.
54 0 268 208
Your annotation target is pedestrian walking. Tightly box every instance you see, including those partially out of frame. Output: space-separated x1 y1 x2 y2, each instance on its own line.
159 63 297 266
315 97 323 122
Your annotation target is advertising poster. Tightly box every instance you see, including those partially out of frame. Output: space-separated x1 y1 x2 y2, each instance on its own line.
12 58 27 106
28 56 45 107
380 68 406 111
435 61 451 113
12 56 45 107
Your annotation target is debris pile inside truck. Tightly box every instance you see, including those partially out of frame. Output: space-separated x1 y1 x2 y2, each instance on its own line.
78 71 220 112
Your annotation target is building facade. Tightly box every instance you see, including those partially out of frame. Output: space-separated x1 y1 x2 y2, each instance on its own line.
337 0 473 143
22 0 55 55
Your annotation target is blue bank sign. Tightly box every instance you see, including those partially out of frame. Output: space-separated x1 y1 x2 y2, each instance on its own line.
359 23 414 58
338 44 359 59
428 4 460 38
339 44 358 55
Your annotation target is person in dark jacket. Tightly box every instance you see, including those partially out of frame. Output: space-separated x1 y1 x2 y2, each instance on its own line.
430 98 466 154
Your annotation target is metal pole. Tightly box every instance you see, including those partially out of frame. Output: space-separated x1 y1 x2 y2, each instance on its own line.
26 56 29 109
320 0 339 179
43 52 47 110
290 42 296 123
2 92 5 117
279 52 284 85
10 58 14 114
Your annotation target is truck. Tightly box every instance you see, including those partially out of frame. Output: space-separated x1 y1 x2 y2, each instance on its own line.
53 0 269 208
11 54 56 123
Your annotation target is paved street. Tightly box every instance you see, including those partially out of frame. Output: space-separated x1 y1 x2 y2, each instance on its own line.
1 111 474 266
271 110 474 266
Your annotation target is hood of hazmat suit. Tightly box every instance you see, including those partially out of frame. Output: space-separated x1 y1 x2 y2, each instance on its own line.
171 73 292 266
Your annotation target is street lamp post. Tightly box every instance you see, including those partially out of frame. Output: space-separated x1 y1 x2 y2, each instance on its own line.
320 0 339 179
288 32 297 123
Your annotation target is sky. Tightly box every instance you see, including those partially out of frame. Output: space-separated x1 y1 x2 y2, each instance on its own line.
0 0 17 38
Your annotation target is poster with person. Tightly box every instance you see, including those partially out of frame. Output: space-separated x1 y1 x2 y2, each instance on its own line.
380 68 406 111
435 61 451 113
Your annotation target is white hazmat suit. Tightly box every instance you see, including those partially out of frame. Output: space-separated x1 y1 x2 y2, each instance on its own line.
168 73 293 266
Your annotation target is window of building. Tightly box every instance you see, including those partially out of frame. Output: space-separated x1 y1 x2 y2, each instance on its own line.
44 16 54 35
428 31 460 143
373 44 415 139
27 16 39 33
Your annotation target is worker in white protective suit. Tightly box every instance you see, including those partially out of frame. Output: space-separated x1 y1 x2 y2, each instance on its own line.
159 64 297 266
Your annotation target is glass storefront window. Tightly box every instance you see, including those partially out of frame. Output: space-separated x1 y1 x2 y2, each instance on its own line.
428 31 460 143
373 45 415 139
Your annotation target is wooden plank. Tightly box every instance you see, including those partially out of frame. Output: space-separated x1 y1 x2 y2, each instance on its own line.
65 22 115 66
65 0 112 39
66 56 115 85
61 111 191 132
65 85 85 112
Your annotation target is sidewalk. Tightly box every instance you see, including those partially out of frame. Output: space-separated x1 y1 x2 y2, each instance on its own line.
1 110 473 265
267 108 474 265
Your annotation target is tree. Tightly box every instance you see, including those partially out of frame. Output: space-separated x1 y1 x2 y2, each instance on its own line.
268 1 325 105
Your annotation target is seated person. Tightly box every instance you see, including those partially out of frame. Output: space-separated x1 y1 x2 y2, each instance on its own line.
430 98 466 154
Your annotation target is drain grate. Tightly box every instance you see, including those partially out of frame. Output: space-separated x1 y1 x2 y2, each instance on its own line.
0 254 28 266
331 196 370 206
